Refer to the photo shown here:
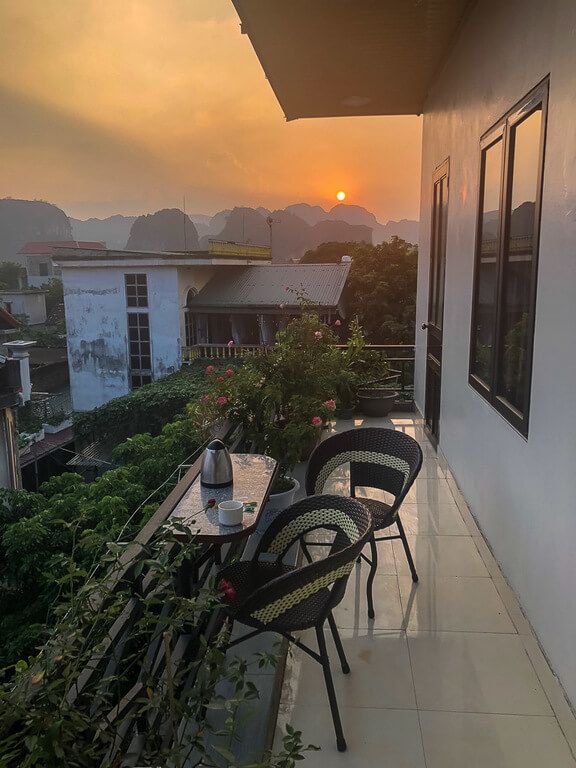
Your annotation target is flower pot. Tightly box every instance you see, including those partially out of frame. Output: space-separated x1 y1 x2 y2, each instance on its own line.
357 390 398 417
267 477 300 513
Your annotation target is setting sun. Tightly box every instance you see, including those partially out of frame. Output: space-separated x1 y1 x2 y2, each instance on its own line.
336 190 346 202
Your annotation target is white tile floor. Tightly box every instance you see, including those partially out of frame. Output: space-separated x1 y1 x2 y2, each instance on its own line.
274 415 576 767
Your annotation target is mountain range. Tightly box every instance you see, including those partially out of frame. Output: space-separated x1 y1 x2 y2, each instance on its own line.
0 198 419 265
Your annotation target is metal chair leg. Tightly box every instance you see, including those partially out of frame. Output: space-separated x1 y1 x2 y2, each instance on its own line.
327 612 350 674
397 515 418 582
316 625 347 752
366 536 378 619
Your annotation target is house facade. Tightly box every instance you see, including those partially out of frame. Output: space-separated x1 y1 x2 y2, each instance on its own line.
18 240 105 288
0 289 47 325
234 0 576 708
56 243 349 412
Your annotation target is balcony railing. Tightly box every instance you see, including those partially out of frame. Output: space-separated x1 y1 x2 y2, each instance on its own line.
182 343 415 405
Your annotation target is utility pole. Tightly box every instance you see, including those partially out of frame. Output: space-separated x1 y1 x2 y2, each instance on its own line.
266 216 280 261
183 195 187 251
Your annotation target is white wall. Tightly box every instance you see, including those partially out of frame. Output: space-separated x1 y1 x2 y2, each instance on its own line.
0 292 47 324
416 0 576 704
63 266 183 411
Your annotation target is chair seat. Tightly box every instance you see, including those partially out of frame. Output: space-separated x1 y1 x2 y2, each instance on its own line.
219 560 333 633
359 497 396 531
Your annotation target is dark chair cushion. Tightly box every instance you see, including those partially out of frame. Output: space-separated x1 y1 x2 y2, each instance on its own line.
359 498 396 531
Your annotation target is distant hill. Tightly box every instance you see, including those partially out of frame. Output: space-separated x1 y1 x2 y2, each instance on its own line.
284 203 327 226
71 214 136 250
0 198 72 262
126 208 199 251
201 205 372 262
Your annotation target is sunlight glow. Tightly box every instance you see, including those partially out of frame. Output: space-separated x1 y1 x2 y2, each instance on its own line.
336 190 346 202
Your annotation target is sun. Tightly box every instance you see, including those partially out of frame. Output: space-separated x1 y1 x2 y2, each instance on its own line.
336 190 346 202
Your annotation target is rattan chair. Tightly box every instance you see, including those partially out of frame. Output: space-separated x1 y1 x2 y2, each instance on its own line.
305 427 423 619
218 494 372 752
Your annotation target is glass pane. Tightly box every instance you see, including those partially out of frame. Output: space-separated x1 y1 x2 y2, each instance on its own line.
497 108 542 412
471 139 503 383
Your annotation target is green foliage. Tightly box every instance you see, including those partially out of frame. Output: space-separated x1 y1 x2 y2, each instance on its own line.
18 322 66 349
0 396 205 667
74 364 208 444
304 237 418 343
40 277 65 324
0 261 26 290
0 525 314 767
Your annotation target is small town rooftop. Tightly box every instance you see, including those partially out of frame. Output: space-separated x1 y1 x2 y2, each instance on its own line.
188 262 351 313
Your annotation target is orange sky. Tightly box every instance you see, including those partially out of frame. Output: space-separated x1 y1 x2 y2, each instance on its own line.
0 0 422 221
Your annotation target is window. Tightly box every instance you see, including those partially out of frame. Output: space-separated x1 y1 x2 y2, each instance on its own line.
125 273 148 307
39 261 50 277
469 80 548 436
127 312 152 389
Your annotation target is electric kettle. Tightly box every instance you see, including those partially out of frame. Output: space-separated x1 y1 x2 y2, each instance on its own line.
200 439 233 488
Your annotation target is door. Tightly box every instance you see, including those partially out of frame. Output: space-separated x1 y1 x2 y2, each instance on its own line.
423 159 449 445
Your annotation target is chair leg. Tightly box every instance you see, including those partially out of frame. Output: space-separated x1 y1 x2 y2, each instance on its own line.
327 612 350 674
301 538 313 564
366 535 378 619
397 515 418 582
316 625 347 752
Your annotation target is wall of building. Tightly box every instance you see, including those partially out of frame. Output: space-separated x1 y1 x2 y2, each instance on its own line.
62 266 182 411
416 0 576 704
0 292 47 324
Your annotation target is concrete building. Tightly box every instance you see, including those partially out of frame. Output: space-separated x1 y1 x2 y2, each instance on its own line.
0 289 47 325
55 242 349 412
18 240 105 288
234 0 576 718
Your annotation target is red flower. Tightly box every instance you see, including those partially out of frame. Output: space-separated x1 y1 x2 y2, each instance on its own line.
217 376 224 382
335 319 342 327
205 365 215 374
324 399 336 410
224 368 234 377
201 394 210 402
227 340 235 348
311 416 322 427
206 498 216 508
218 578 237 601
217 396 228 406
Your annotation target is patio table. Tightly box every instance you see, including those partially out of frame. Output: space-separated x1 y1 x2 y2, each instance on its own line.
168 453 278 594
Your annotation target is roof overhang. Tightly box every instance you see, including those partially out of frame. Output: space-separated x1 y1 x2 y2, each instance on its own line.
232 0 474 119
54 246 271 269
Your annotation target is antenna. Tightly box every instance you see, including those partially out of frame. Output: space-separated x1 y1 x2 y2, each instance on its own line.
183 195 187 252
266 216 280 260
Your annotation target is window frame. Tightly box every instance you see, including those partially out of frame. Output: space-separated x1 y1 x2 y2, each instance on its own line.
468 78 549 437
124 273 149 308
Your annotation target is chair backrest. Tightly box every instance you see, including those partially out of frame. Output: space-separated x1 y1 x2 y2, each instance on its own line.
305 427 423 510
245 495 372 627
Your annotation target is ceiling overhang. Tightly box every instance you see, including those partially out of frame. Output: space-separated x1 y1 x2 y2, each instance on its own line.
232 0 473 119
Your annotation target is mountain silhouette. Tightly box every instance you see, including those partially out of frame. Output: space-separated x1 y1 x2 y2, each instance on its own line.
71 214 136 250
0 198 72 261
126 208 199 251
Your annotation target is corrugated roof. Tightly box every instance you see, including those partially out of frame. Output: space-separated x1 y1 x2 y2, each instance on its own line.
19 241 105 254
189 263 350 309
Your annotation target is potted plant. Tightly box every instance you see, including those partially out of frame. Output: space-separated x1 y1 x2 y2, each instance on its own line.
44 409 73 434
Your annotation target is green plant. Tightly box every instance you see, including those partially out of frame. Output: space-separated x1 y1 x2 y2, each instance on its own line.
191 315 339 484
45 409 67 427
0 522 315 767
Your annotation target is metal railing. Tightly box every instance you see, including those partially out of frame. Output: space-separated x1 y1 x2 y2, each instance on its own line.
183 343 415 404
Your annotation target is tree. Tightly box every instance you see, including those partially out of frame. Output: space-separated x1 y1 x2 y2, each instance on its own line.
303 238 418 344
0 261 25 290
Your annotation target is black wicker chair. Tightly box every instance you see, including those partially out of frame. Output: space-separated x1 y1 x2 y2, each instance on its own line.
305 427 423 619
217 494 372 752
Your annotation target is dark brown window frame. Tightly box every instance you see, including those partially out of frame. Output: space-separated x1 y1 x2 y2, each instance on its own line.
125 273 148 308
468 78 549 437
127 311 152 390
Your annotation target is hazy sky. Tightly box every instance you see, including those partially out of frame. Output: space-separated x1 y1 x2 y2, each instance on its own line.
0 0 422 221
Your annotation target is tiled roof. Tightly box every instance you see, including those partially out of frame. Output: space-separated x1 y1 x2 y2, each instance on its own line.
18 241 106 254
189 263 350 309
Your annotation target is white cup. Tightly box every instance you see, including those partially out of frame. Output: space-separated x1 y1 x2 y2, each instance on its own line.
218 500 244 526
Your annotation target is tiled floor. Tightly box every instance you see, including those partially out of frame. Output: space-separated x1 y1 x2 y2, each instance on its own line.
274 415 576 767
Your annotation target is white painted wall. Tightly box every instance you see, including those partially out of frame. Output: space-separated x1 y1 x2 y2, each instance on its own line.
0 292 47 324
416 0 576 704
62 266 183 411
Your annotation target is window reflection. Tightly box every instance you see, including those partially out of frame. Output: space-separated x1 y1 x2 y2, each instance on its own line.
472 139 502 384
497 108 542 412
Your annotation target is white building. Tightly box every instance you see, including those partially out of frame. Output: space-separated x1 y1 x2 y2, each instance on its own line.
234 0 576 711
55 242 349 412
0 289 47 325
18 240 106 288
